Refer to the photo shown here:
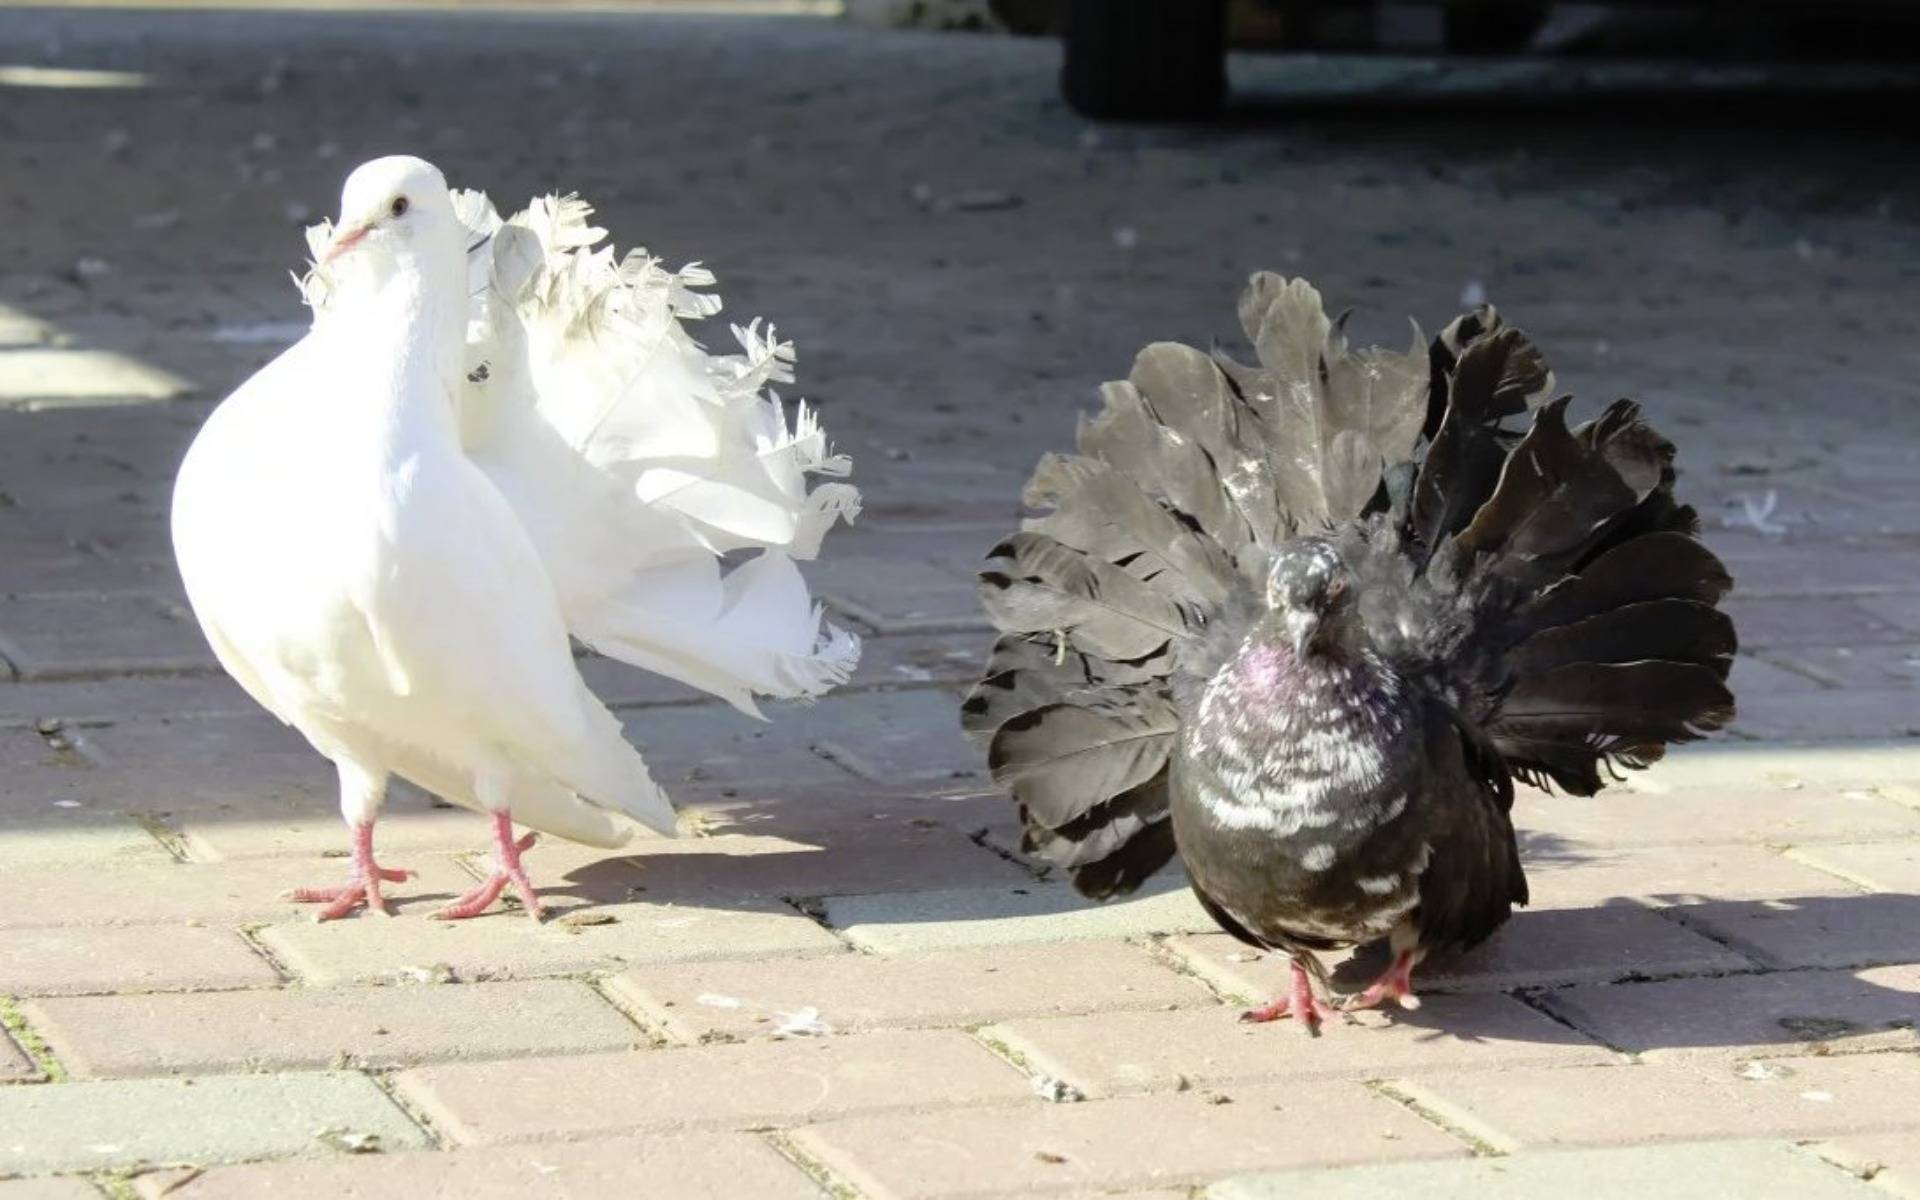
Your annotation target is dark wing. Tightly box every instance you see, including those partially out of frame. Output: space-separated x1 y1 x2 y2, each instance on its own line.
1409 696 1528 956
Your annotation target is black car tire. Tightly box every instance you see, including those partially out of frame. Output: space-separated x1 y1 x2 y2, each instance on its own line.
1061 0 1229 119
1442 1 1548 53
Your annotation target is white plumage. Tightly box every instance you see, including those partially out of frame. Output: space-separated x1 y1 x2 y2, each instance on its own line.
171 156 859 919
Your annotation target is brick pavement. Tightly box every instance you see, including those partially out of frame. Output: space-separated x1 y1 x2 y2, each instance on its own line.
3 6 1920 1198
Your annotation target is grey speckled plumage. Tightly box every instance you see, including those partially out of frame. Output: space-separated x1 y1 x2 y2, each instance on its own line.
963 275 1735 1025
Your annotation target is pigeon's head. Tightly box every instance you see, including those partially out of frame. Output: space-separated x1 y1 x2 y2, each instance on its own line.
321 155 458 273
1265 538 1352 659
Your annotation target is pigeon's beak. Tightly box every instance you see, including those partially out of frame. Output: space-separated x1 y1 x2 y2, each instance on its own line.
322 222 372 265
1285 609 1320 659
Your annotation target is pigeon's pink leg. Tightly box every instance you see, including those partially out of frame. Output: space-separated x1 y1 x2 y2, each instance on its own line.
1240 958 1340 1032
287 822 415 921
1345 949 1422 1012
433 812 543 921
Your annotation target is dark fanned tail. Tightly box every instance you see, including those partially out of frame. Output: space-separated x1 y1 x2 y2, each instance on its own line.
1412 319 1735 795
966 275 1735 896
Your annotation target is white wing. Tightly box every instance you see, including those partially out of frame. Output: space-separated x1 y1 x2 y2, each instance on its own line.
444 192 859 718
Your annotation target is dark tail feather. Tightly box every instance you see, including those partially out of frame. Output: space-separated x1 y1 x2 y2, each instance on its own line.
1420 366 1738 794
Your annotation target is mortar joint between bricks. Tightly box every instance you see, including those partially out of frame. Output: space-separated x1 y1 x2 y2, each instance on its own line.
366 1067 451 1151
130 812 193 863
965 825 1050 882
1641 904 1778 971
91 1169 144 1200
762 1127 868 1200
1138 933 1249 1008
965 1024 1055 1092
1779 845 1891 894
1365 1079 1508 1158
1509 986 1638 1059
0 995 68 1082
583 974 675 1048
232 923 299 987
780 894 863 953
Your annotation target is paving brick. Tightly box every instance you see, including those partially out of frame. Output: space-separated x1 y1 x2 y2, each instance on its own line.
174 807 485 862
0 814 169 869
0 1071 427 1174
1760 644 1920 690
824 881 1216 954
133 1133 826 1199
1393 1054 1920 1152
0 726 100 816
687 782 1021 844
791 1082 1467 1199
75 714 330 810
840 629 992 689
0 925 279 996
1538 965 1920 1060
1627 742 1920 795
794 689 986 788
0 672 258 726
1815 1133 1920 1199
1166 906 1747 999
1662 890 1920 970
986 998 1611 1097
1725 596 1909 649
1736 690 1920 740
1862 594 1920 635
394 1029 1029 1144
25 979 642 1078
1731 651 1832 694
647 688 987 791
820 570 993 636
1716 535 1920 598
1791 841 1920 892
1522 845 1866 911
1 1028 37 1081
609 942 1210 1042
0 591 215 680
0 858 477 929
616 705 857 795
1209 1140 1879 1200
78 713 319 771
0 1179 105 1200
1512 787 1920 849
261 894 844 985
0 347 191 408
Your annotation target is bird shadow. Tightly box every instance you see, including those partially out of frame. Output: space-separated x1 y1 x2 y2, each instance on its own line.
1328 892 1920 1057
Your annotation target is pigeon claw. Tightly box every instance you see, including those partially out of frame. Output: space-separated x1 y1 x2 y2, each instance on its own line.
1342 949 1421 1014
1239 958 1341 1034
432 817 544 921
287 864 416 922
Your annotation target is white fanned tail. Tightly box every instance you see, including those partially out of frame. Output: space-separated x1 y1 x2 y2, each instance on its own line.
303 191 861 721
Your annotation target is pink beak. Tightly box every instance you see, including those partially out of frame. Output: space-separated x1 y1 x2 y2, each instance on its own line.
322 222 371 265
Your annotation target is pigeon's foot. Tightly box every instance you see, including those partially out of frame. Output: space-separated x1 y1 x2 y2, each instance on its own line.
287 822 415 921
1239 958 1340 1033
1344 949 1422 1013
433 813 543 922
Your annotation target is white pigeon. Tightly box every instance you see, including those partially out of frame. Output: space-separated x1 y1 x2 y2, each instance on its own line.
171 156 860 920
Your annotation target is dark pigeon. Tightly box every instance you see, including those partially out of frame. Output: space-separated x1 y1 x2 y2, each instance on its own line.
963 275 1735 1031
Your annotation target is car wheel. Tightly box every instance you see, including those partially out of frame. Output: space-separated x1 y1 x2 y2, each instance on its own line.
1061 0 1229 120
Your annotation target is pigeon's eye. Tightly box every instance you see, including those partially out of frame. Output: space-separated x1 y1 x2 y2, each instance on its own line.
1325 575 1348 603
389 196 410 218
